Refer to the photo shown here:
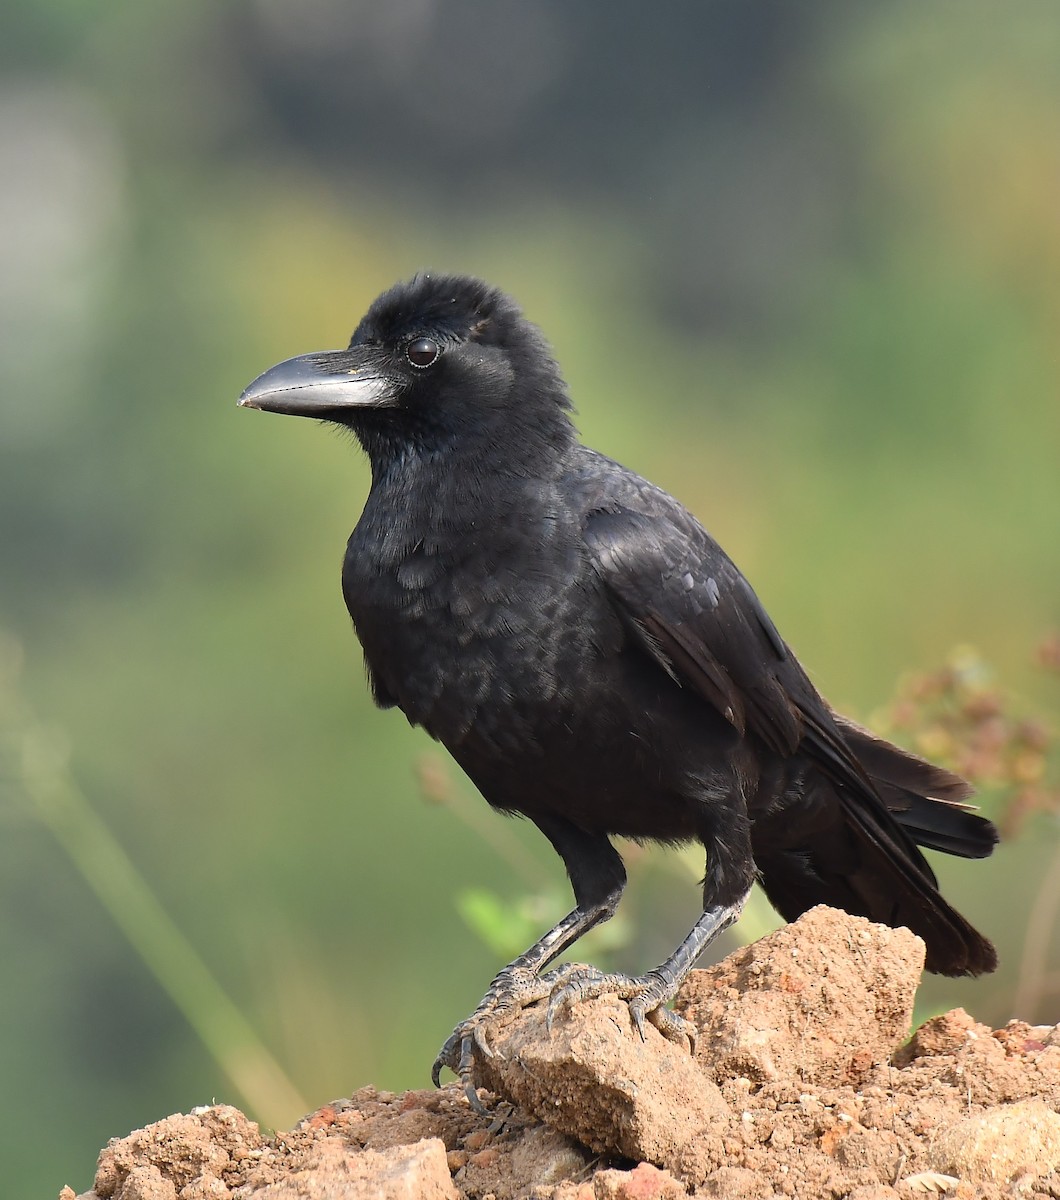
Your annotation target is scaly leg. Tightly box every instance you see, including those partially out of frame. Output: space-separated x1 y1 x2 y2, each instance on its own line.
432 818 626 1109
548 812 756 1046
545 886 752 1045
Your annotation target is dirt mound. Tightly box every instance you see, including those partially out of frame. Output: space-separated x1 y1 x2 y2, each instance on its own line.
62 907 1060 1200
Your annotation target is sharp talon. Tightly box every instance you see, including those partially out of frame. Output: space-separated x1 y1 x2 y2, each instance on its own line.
455 1032 491 1112
545 988 568 1034
473 1023 494 1060
431 1033 458 1088
631 1006 648 1041
463 1080 488 1114
642 1002 694 1051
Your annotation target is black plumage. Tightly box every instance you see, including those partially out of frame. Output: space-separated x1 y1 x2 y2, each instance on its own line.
240 273 996 1104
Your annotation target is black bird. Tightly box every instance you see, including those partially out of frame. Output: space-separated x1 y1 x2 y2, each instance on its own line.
239 273 997 1103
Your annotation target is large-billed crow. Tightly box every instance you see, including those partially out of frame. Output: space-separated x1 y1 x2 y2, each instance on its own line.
240 273 996 1105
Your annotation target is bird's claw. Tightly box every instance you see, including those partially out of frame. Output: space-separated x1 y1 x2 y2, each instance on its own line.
431 964 553 1109
431 1026 495 1113
544 962 606 1032
544 967 696 1052
433 961 696 1109
644 1002 697 1053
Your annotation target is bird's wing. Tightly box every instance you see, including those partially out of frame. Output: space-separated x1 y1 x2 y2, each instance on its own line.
583 501 812 755
582 496 879 797
583 496 941 843
580 481 998 970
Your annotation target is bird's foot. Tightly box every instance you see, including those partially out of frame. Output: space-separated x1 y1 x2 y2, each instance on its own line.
432 962 693 1112
545 966 696 1051
431 964 554 1111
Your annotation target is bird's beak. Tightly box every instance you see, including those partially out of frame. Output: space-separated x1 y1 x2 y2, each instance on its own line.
238 350 397 417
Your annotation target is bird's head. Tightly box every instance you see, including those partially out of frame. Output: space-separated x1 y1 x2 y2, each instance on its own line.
239 273 574 469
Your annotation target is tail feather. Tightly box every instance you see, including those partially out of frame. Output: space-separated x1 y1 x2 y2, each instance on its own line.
884 793 997 859
757 799 997 977
833 714 998 860
833 713 972 801
755 716 998 978
838 790 998 977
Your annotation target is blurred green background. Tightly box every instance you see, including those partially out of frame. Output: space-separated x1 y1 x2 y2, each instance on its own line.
2 2 1059 1194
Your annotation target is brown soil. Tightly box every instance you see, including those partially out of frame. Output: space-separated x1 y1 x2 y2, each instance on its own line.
61 907 1060 1200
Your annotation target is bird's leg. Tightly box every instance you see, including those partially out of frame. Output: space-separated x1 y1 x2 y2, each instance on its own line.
546 883 753 1047
547 805 757 1043
431 893 623 1107
433 819 626 1110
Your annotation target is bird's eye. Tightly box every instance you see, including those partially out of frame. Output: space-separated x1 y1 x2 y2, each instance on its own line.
406 337 440 369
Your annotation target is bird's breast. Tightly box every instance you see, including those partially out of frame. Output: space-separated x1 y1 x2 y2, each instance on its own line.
341 505 609 749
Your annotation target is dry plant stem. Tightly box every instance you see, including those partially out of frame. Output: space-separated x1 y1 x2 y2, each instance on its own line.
6 672 308 1127
1013 836 1060 1019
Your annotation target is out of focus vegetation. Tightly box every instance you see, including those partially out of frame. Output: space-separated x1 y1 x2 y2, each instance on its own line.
2 3 1059 1194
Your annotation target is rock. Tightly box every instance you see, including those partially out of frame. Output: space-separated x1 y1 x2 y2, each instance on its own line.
927 1099 1060 1184
675 905 924 1087
507 1125 588 1188
244 1137 459 1199
67 908 1060 1200
697 1164 772 1198
472 992 729 1170
591 1163 686 1198
94 1107 261 1199
898 1008 990 1062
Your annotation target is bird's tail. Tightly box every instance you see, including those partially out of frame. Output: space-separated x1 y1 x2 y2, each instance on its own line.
833 715 998 860
756 716 998 978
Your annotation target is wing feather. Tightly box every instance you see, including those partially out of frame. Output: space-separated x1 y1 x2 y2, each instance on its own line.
584 505 809 758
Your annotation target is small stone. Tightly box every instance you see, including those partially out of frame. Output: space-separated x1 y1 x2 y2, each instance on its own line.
114 1165 177 1200
901 1008 989 1061
592 1162 685 1199
928 1100 1060 1183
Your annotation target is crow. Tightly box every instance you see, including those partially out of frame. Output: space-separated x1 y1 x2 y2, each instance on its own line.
239 272 996 1105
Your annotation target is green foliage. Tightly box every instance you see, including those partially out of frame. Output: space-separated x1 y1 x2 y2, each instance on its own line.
455 886 631 965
